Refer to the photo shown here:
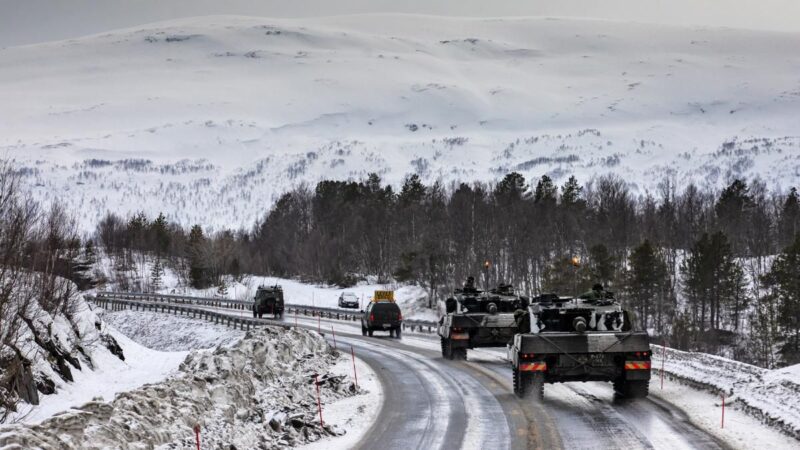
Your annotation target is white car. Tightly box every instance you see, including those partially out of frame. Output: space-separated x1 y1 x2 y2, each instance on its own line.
337 292 360 309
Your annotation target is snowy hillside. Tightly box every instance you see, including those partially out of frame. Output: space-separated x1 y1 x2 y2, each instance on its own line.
2 14 799 230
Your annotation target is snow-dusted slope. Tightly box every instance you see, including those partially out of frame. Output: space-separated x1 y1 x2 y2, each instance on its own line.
2 14 799 230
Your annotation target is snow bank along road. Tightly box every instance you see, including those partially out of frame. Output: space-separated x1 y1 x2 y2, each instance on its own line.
92 294 744 450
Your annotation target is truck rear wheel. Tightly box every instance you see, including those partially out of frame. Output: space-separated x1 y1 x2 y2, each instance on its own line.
514 370 544 400
368 329 373 337
441 338 452 359
513 368 526 398
361 326 367 336
530 373 545 401
613 379 649 399
395 327 402 339
452 347 467 361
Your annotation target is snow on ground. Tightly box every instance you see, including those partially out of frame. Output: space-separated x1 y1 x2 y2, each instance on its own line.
652 345 800 440
650 375 799 450
0 327 368 449
3 15 799 231
98 308 243 351
0 278 189 427
10 324 187 425
299 350 382 450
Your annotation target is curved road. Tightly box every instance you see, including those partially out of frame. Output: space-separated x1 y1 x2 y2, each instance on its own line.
299 315 730 450
191 303 731 450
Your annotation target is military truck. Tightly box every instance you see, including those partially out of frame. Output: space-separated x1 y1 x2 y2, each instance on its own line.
252 285 284 319
438 278 529 361
509 286 651 400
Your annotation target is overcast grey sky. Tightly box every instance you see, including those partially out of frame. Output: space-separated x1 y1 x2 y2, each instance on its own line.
2 0 800 47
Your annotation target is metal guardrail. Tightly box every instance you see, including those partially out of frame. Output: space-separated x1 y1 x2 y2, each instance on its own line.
94 291 439 334
88 295 287 331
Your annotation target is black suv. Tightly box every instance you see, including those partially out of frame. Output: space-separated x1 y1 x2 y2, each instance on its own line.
361 301 403 338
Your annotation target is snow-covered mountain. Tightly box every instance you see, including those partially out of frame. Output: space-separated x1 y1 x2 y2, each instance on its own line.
3 14 799 231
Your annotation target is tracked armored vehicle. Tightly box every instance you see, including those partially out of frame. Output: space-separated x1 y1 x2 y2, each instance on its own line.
509 286 651 400
252 285 284 319
438 279 529 360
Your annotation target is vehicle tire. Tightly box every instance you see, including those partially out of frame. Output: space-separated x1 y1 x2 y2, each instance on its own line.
361 326 367 336
258 313 263 319
613 379 649 399
452 347 467 361
513 368 527 398
441 338 452 359
368 329 373 337
395 327 402 339
389 328 395 338
531 373 545 401
252 309 257 318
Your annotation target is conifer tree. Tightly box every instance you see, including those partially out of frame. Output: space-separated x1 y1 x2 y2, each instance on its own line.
680 231 746 341
762 235 800 364
150 258 164 292
625 240 670 332
778 187 800 248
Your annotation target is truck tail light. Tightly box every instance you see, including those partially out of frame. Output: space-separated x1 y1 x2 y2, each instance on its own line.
520 362 547 372
624 361 651 370
370 313 374 321
398 312 403 321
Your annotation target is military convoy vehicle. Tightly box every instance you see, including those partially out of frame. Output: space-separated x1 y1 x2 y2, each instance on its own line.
509 285 651 401
438 277 530 360
361 290 403 338
252 285 285 319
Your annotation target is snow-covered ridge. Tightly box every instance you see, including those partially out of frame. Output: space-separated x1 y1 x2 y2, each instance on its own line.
2 14 799 230
0 327 363 449
652 344 800 439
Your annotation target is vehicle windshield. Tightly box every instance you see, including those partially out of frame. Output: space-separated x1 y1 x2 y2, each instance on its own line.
342 293 357 299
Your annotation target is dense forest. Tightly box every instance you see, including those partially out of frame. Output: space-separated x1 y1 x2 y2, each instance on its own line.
94 172 800 368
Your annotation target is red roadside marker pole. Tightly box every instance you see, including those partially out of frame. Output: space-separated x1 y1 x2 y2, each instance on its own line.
317 315 321 334
721 393 725 429
315 374 324 427
331 325 337 349
350 345 359 389
193 424 201 450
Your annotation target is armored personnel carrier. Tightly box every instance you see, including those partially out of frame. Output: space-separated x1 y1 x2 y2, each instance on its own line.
252 285 284 319
438 278 529 360
509 285 651 400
